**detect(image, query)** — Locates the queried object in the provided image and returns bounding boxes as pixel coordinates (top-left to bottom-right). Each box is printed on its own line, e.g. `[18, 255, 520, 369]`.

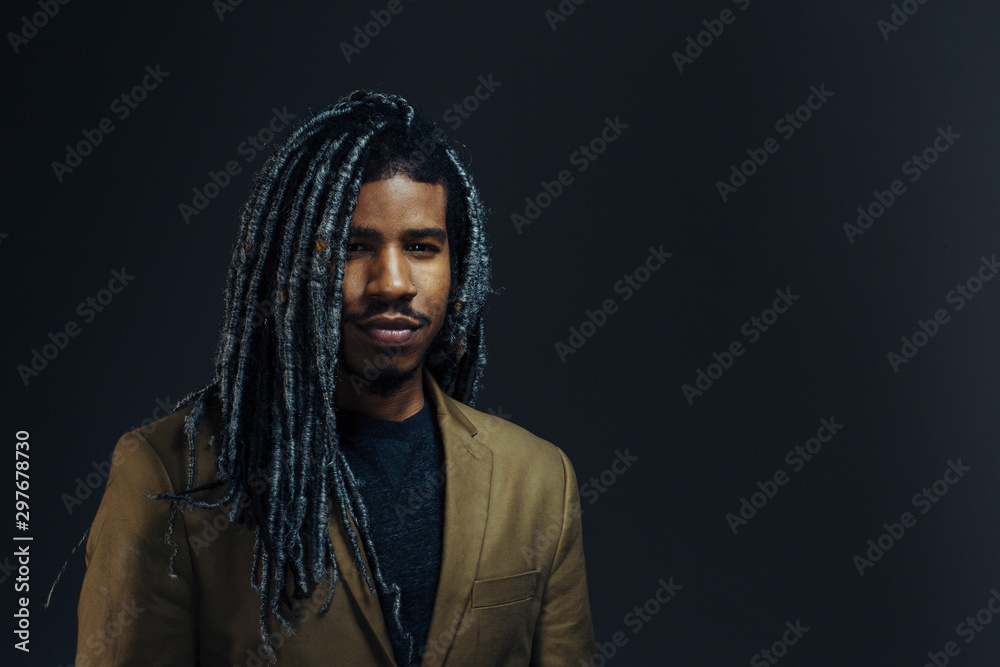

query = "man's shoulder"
[125, 389, 577, 492]
[118, 394, 223, 494]
[444, 398, 573, 482]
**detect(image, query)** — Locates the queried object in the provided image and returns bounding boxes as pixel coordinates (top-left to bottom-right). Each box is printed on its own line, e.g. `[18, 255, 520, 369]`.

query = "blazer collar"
[328, 368, 493, 667]
[423, 367, 479, 439]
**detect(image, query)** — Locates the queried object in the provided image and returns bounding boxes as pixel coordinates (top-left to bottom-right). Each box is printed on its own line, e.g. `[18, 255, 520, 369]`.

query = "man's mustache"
[341, 301, 433, 327]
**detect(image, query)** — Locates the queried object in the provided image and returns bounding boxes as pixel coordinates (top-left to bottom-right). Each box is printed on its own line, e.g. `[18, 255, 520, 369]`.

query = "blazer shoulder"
[448, 400, 574, 481]
[123, 395, 223, 495]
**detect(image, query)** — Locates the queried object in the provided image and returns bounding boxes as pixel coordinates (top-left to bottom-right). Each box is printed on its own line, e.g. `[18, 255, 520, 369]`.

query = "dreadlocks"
[151, 90, 491, 660]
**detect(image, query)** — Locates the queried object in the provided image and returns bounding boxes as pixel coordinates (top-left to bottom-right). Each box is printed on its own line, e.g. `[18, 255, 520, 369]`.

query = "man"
[76, 91, 596, 666]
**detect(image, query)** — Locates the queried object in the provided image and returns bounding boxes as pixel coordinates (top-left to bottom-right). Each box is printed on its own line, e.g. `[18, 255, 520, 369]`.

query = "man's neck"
[334, 366, 427, 421]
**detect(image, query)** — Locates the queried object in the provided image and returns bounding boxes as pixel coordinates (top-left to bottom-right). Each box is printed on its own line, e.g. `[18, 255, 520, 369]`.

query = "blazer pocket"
[472, 570, 540, 609]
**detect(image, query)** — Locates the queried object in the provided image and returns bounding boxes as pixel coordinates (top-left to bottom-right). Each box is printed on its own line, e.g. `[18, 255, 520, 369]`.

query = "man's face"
[337, 174, 451, 395]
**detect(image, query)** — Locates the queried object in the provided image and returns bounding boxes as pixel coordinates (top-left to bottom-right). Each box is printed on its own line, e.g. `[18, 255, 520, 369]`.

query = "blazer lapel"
[327, 493, 397, 665]
[421, 369, 493, 666]
[323, 369, 493, 667]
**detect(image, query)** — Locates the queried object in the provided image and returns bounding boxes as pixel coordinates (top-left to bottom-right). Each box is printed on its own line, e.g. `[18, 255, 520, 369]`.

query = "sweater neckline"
[336, 399, 432, 441]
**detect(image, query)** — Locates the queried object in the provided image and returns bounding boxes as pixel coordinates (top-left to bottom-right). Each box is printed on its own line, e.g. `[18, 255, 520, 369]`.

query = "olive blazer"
[76, 369, 596, 665]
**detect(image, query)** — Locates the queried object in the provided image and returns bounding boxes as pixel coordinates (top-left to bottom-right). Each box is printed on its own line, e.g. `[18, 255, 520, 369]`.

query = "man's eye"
[409, 243, 438, 253]
[344, 242, 366, 254]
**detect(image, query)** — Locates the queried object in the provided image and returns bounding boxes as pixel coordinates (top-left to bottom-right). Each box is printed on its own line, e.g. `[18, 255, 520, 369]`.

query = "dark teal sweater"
[337, 400, 445, 667]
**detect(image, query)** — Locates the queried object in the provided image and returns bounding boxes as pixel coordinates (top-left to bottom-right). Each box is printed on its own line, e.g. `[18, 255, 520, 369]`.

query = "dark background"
[3, 1, 999, 665]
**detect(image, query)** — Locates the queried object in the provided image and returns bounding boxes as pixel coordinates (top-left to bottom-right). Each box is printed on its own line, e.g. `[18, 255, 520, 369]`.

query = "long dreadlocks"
[151, 90, 492, 659]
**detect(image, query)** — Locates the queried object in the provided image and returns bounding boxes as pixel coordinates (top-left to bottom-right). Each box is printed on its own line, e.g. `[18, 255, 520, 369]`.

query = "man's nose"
[367, 247, 418, 301]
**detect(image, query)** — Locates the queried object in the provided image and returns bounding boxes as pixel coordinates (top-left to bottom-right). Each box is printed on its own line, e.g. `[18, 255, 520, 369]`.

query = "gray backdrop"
[3, 1, 1000, 665]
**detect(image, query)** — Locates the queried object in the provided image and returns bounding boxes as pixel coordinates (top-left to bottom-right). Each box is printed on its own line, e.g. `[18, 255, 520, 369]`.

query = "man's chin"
[339, 357, 422, 398]
[364, 364, 420, 397]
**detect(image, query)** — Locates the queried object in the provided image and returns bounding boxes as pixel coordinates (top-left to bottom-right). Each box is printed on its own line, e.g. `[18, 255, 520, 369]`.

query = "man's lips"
[357, 317, 421, 345]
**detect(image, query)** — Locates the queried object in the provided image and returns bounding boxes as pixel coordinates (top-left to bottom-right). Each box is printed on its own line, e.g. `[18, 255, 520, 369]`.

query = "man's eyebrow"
[401, 227, 447, 242]
[347, 225, 447, 242]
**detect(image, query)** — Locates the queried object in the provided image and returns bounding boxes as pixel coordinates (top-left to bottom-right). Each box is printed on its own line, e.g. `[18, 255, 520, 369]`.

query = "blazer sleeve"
[530, 447, 597, 665]
[76, 431, 199, 667]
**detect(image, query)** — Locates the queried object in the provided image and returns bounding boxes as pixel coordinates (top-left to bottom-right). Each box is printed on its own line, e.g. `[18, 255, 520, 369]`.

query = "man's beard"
[339, 347, 426, 398]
